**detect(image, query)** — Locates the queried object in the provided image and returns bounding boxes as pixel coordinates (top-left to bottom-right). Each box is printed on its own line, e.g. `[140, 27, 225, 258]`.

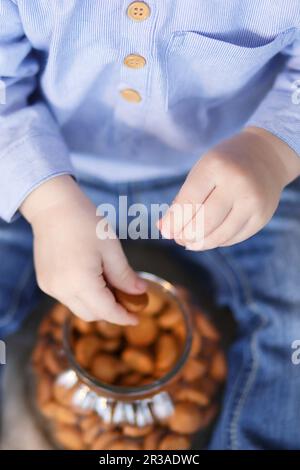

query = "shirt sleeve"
[246, 28, 300, 157]
[0, 0, 74, 222]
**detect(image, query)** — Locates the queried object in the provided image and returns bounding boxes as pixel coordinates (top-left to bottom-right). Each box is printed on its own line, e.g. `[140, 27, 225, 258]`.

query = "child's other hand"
[159, 128, 300, 250]
[21, 176, 146, 325]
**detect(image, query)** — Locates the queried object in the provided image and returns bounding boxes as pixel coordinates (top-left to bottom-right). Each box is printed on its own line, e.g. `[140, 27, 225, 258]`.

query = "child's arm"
[159, 127, 300, 250]
[0, 1, 144, 324]
[21, 175, 146, 324]
[0, 0, 74, 223]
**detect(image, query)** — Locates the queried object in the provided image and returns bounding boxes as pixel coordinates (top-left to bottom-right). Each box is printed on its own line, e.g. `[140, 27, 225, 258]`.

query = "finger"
[174, 237, 186, 247]
[158, 172, 215, 239]
[178, 189, 232, 245]
[176, 204, 205, 246]
[185, 207, 249, 251]
[158, 199, 200, 240]
[202, 189, 233, 239]
[101, 238, 147, 294]
[64, 297, 96, 323]
[76, 278, 138, 325]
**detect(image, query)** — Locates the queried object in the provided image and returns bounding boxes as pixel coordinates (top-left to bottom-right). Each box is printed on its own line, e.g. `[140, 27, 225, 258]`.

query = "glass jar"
[29, 273, 226, 450]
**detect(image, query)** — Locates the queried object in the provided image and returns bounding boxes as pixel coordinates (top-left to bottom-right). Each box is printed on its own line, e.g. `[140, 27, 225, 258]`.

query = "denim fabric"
[0, 0, 300, 221]
[0, 174, 300, 449]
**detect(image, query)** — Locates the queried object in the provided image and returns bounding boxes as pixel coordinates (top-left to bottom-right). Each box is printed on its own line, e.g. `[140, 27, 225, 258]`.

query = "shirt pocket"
[165, 28, 296, 109]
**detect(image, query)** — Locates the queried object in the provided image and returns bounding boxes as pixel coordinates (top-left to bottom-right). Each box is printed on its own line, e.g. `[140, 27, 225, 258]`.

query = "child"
[0, 0, 300, 449]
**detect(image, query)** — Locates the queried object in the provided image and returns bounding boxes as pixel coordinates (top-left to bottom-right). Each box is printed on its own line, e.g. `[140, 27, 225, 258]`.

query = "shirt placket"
[115, 1, 157, 126]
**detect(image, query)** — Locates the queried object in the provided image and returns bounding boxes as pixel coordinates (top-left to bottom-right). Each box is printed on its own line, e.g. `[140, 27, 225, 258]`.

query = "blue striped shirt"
[0, 0, 299, 221]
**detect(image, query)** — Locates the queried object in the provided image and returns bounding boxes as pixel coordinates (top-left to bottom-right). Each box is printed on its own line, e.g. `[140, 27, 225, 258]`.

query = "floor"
[0, 241, 235, 450]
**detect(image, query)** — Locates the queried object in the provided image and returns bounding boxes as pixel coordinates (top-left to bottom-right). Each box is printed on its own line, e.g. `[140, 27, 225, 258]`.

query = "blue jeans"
[0, 173, 300, 450]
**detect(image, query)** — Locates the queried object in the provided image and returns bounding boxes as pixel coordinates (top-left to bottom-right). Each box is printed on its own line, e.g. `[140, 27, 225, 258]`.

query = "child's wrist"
[20, 175, 88, 226]
[243, 127, 300, 186]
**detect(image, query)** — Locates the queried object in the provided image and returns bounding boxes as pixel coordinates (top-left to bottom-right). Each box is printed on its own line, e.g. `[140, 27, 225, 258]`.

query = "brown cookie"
[36, 373, 53, 407]
[90, 353, 122, 384]
[173, 387, 209, 407]
[210, 350, 227, 382]
[157, 303, 182, 329]
[122, 424, 153, 437]
[115, 289, 149, 313]
[158, 433, 191, 450]
[182, 358, 207, 382]
[121, 347, 154, 375]
[141, 289, 165, 316]
[95, 321, 123, 339]
[74, 334, 103, 368]
[155, 333, 178, 372]
[168, 402, 203, 434]
[90, 431, 121, 450]
[194, 311, 220, 341]
[124, 317, 158, 347]
[54, 424, 85, 450]
[107, 438, 142, 450]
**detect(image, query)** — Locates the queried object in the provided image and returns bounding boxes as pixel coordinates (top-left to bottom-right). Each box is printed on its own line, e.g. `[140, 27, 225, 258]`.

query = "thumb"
[158, 165, 215, 240]
[101, 238, 147, 294]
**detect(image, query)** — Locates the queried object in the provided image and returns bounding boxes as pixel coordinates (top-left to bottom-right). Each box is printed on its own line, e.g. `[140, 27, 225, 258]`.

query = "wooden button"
[120, 88, 142, 103]
[124, 54, 146, 69]
[127, 2, 151, 21]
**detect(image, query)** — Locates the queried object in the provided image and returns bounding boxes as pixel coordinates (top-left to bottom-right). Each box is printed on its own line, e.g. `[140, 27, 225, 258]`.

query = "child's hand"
[159, 128, 300, 250]
[21, 176, 146, 325]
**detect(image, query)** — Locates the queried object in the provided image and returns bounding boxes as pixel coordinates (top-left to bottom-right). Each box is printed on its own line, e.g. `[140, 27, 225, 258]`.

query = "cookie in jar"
[29, 272, 227, 450]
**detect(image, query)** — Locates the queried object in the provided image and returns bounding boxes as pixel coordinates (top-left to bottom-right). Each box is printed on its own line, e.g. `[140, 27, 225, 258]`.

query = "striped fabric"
[0, 0, 299, 221]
